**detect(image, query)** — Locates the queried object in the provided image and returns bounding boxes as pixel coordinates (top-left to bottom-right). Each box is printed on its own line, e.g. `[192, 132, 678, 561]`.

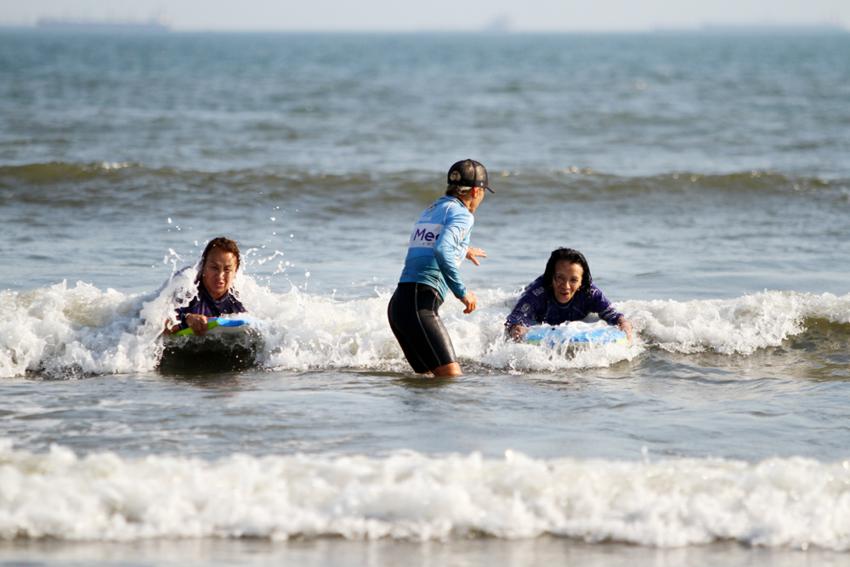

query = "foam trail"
[1, 441, 849, 549]
[1, 282, 848, 377]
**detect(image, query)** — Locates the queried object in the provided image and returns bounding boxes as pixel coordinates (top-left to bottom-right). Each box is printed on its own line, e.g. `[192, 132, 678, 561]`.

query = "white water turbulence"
[623, 291, 850, 355]
[1, 441, 850, 550]
[2, 274, 850, 378]
[0, 281, 163, 379]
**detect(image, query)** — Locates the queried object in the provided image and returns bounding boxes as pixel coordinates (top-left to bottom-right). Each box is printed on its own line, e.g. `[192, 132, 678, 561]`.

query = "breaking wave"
[0, 270, 848, 379]
[1, 441, 849, 550]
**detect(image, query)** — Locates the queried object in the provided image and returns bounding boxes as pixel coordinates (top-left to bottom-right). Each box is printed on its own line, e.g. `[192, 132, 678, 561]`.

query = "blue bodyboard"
[524, 323, 627, 348]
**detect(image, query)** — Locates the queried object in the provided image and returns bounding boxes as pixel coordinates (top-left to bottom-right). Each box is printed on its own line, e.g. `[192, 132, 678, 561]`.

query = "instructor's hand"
[461, 291, 478, 314]
[466, 247, 487, 266]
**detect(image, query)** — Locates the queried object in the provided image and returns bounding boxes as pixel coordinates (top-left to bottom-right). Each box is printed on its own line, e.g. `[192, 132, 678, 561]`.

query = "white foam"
[1, 442, 849, 549]
[623, 291, 850, 355]
[0, 282, 157, 378]
[1, 280, 847, 377]
[95, 161, 131, 171]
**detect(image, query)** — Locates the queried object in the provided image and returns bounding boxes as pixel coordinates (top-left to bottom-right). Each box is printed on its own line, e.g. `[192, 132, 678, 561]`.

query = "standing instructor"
[388, 159, 493, 377]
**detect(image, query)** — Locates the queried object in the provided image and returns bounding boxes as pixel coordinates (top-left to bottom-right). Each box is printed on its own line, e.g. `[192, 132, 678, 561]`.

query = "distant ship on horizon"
[36, 17, 169, 33]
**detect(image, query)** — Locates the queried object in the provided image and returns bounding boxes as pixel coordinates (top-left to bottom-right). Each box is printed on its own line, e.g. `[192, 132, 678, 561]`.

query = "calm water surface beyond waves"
[1, 30, 850, 564]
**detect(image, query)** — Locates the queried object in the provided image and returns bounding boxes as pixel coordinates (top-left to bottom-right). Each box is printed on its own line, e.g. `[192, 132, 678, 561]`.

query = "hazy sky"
[2, 0, 849, 31]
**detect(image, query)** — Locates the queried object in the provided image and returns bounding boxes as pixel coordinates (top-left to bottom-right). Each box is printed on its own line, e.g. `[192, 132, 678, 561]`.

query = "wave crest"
[1, 161, 843, 199]
[1, 280, 848, 378]
[1, 442, 849, 549]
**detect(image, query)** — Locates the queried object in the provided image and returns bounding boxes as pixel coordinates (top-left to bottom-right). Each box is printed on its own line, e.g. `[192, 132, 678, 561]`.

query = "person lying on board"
[164, 236, 246, 336]
[505, 247, 632, 342]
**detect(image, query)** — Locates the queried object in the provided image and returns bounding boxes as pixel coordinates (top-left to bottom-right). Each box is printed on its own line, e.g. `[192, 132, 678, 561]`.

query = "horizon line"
[1, 20, 848, 34]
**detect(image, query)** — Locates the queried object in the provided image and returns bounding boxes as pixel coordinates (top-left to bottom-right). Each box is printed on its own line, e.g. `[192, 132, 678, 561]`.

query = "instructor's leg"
[388, 286, 431, 373]
[432, 362, 462, 377]
[416, 287, 461, 377]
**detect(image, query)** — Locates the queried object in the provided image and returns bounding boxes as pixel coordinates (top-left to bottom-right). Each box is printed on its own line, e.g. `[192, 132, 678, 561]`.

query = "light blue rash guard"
[398, 195, 473, 301]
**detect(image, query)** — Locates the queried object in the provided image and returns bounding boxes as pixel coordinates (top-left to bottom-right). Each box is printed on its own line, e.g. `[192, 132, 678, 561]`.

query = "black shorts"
[387, 283, 457, 373]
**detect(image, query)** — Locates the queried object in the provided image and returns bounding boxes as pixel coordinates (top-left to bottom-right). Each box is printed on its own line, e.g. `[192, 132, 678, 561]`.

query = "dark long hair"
[542, 247, 592, 293]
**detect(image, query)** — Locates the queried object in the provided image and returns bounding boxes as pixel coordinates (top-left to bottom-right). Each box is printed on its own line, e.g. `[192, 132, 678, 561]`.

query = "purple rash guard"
[176, 284, 246, 330]
[505, 276, 623, 329]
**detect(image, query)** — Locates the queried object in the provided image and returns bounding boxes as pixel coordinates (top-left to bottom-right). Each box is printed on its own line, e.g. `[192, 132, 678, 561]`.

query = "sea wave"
[0, 274, 848, 378]
[1, 441, 849, 549]
[0, 161, 136, 183]
[0, 161, 845, 206]
[620, 291, 850, 356]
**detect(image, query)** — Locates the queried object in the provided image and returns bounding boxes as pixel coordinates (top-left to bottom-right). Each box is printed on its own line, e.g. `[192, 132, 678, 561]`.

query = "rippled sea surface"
[1, 30, 850, 566]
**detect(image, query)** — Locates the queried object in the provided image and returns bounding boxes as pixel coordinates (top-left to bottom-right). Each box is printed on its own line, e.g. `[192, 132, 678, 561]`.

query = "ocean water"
[1, 30, 850, 566]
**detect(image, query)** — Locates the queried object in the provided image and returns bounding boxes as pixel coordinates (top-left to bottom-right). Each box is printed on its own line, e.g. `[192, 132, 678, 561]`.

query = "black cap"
[447, 159, 494, 193]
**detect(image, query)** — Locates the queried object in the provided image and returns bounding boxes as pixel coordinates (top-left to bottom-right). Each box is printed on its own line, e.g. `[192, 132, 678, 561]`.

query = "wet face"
[552, 260, 583, 304]
[202, 248, 238, 300]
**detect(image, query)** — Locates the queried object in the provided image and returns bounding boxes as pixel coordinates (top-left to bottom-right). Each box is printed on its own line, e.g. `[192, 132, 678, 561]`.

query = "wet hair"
[445, 184, 475, 197]
[197, 236, 241, 281]
[542, 247, 593, 293]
